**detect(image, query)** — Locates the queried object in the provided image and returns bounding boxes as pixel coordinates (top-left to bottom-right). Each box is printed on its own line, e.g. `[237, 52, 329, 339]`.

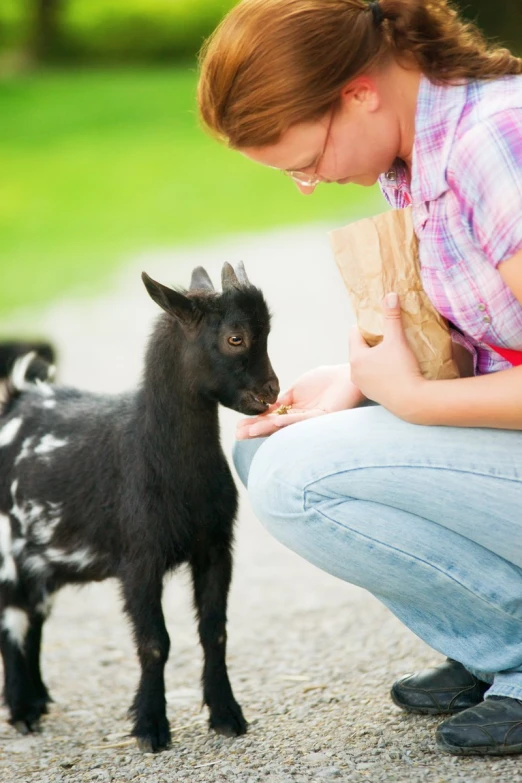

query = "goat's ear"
[189, 266, 215, 293]
[142, 272, 196, 325]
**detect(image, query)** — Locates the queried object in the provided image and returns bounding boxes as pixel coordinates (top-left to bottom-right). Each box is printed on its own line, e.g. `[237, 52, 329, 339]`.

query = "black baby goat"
[0, 263, 279, 752]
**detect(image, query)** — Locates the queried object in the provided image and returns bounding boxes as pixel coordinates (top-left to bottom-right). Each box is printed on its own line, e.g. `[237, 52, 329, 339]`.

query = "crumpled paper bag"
[329, 207, 459, 381]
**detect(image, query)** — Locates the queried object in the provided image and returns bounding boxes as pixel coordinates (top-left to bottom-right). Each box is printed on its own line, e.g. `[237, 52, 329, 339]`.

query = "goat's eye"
[227, 335, 243, 346]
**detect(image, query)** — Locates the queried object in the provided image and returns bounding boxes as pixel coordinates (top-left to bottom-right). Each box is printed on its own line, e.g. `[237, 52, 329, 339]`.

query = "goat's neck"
[140, 321, 221, 458]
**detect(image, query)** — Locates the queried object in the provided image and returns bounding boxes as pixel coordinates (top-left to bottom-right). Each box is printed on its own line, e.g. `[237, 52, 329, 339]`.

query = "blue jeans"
[233, 406, 522, 700]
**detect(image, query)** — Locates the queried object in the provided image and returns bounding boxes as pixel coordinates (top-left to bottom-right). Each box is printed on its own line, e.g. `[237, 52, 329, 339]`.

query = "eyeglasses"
[283, 108, 335, 188]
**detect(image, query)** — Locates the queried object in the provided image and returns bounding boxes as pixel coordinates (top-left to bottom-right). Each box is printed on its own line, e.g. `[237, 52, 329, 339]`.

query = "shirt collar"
[410, 75, 469, 203]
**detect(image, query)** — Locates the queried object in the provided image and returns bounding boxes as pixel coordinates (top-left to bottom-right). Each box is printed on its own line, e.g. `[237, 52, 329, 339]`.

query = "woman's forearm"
[406, 366, 522, 429]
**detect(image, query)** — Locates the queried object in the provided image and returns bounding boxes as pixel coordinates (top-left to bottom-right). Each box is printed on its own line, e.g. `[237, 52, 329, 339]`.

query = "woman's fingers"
[271, 410, 324, 428]
[275, 389, 294, 407]
[236, 408, 325, 439]
[259, 390, 294, 417]
[235, 390, 296, 437]
[237, 414, 281, 439]
[235, 407, 279, 435]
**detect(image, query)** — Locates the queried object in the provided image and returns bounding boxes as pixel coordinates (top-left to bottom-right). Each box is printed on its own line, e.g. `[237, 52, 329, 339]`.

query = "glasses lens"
[286, 171, 319, 187]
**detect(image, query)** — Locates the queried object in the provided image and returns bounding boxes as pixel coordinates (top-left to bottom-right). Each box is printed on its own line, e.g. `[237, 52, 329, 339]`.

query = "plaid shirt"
[379, 74, 522, 375]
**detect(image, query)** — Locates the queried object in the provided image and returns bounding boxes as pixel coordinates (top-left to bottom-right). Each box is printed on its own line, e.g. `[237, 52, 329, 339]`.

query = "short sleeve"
[447, 109, 522, 268]
[378, 179, 394, 207]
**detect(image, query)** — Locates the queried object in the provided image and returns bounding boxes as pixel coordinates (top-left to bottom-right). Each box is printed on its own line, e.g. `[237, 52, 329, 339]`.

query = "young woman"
[198, 0, 522, 756]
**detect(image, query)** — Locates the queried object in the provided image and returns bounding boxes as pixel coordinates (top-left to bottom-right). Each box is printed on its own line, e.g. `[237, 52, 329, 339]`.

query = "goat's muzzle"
[240, 377, 280, 415]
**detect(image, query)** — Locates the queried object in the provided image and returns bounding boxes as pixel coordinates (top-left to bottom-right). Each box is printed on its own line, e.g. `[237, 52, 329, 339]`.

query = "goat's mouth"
[239, 392, 273, 416]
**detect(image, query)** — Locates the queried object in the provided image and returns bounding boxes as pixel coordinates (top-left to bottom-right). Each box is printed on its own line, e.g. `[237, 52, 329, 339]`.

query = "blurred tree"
[1, 0, 520, 67]
[30, 0, 62, 63]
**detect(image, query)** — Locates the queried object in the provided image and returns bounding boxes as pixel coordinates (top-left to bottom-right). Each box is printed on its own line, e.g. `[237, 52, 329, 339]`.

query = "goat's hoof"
[10, 699, 49, 734]
[36, 686, 53, 708]
[135, 735, 171, 754]
[33, 692, 52, 715]
[13, 720, 32, 735]
[12, 714, 43, 734]
[133, 718, 171, 753]
[210, 701, 248, 737]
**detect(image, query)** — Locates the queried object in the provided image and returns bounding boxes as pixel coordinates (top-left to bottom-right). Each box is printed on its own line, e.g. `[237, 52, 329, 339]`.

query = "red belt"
[487, 344, 522, 367]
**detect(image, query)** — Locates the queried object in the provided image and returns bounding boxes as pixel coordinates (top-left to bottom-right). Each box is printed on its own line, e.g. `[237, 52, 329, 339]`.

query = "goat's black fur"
[0, 264, 278, 751]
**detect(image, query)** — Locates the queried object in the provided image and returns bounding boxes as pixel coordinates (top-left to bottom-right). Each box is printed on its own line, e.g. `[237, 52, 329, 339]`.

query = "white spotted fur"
[2, 608, 29, 649]
[34, 434, 67, 456]
[24, 554, 50, 578]
[31, 504, 62, 546]
[46, 547, 95, 570]
[0, 417, 22, 447]
[15, 436, 36, 465]
[10, 481, 62, 543]
[0, 514, 17, 583]
[10, 352, 55, 397]
[35, 593, 54, 618]
[10, 353, 36, 391]
[34, 380, 54, 398]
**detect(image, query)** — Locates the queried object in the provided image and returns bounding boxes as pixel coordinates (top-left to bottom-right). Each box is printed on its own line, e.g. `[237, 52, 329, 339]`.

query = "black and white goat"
[0, 341, 56, 385]
[0, 263, 279, 752]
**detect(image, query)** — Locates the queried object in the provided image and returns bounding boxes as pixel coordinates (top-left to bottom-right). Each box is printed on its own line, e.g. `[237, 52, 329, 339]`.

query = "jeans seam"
[303, 492, 522, 624]
[303, 464, 522, 494]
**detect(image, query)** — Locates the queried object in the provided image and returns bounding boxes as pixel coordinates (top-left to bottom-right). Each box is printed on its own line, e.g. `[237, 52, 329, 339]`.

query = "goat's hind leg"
[191, 545, 247, 737]
[0, 593, 51, 733]
[25, 602, 53, 714]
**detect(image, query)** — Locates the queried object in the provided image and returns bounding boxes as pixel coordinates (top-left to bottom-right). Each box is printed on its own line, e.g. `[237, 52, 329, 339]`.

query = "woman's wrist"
[346, 363, 367, 406]
[393, 376, 432, 424]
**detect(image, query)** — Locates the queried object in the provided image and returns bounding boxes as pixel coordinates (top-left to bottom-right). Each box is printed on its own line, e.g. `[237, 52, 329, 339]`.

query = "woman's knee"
[242, 425, 321, 547]
[242, 422, 386, 586]
[234, 408, 412, 546]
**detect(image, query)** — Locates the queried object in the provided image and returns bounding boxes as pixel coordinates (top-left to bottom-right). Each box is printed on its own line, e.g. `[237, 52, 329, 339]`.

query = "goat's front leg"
[191, 544, 247, 737]
[121, 571, 171, 752]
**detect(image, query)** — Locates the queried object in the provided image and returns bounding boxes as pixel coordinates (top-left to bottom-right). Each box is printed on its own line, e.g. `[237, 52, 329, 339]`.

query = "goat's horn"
[221, 262, 241, 291]
[235, 261, 251, 288]
[190, 266, 215, 292]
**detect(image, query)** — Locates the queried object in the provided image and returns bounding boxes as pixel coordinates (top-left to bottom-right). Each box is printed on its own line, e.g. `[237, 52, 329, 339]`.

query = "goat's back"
[0, 386, 133, 585]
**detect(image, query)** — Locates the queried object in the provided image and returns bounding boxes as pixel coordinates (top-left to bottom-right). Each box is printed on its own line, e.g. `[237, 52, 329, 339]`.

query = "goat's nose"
[262, 377, 280, 403]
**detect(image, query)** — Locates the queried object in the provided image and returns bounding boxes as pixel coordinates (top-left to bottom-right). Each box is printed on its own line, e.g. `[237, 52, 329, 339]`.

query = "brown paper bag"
[329, 207, 459, 381]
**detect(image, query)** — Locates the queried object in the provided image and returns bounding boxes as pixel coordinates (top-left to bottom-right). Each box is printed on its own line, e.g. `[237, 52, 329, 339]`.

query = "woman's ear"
[340, 76, 380, 113]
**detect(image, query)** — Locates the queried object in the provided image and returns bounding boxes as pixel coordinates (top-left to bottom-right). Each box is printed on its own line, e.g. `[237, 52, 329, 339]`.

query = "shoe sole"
[390, 688, 471, 716]
[436, 734, 522, 756]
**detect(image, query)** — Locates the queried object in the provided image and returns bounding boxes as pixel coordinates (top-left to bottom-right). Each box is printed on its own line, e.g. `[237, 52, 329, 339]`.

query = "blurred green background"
[1, 0, 520, 316]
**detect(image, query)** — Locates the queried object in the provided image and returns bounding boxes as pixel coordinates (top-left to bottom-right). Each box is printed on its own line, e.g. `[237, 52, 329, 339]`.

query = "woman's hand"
[348, 292, 426, 419]
[236, 364, 365, 439]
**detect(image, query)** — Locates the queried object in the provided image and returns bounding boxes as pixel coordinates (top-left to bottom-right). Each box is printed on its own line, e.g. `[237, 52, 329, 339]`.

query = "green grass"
[0, 68, 383, 315]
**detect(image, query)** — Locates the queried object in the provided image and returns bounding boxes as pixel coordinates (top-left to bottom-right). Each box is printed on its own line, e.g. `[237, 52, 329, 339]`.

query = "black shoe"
[436, 696, 522, 756]
[391, 658, 490, 715]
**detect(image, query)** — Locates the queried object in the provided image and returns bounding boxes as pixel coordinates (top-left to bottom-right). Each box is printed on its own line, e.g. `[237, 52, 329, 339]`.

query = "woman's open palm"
[236, 364, 365, 439]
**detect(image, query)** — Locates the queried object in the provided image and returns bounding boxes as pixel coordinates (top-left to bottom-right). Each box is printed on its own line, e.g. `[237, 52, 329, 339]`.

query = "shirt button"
[385, 170, 397, 182]
[483, 315, 492, 324]
[478, 303, 486, 311]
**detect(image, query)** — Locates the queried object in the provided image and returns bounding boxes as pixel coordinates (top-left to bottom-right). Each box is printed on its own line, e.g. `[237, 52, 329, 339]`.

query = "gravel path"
[1, 225, 520, 782]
